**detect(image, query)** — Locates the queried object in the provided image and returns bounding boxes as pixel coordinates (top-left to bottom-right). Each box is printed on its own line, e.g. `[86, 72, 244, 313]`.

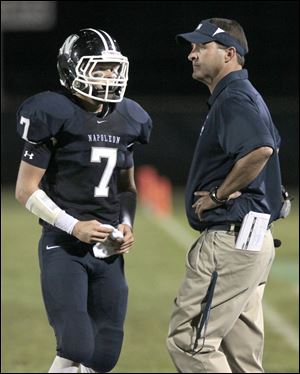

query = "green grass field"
[1, 188, 299, 373]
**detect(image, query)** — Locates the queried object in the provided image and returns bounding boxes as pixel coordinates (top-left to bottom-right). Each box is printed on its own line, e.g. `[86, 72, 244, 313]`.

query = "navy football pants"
[38, 230, 128, 372]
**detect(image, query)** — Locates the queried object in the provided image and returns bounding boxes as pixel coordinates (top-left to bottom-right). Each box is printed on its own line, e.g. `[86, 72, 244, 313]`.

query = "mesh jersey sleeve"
[16, 92, 68, 144]
[121, 98, 153, 145]
[122, 100, 152, 168]
[21, 141, 53, 169]
[124, 146, 134, 169]
[16, 92, 69, 168]
[138, 116, 152, 144]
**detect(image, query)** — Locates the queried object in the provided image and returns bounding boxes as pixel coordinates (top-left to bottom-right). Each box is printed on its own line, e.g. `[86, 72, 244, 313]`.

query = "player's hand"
[116, 224, 134, 253]
[72, 220, 113, 244]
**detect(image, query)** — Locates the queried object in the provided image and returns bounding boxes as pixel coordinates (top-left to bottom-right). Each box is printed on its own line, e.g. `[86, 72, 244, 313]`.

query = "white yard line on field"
[262, 302, 299, 351]
[145, 212, 299, 352]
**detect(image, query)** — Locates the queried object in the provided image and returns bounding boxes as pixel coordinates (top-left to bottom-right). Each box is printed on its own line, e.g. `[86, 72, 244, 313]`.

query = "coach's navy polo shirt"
[185, 69, 283, 232]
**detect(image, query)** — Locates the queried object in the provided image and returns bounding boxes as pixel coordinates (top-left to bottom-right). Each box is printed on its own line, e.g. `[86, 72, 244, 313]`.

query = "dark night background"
[1, 1, 299, 187]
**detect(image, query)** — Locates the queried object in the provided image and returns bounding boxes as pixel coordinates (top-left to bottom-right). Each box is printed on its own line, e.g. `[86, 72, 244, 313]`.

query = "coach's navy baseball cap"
[176, 19, 248, 56]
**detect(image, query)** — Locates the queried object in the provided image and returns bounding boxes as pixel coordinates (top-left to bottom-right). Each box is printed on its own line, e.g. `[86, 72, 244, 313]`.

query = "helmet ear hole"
[57, 53, 77, 90]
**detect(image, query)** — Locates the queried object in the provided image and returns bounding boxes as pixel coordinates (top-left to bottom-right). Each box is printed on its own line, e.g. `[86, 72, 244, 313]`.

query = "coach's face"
[188, 42, 227, 88]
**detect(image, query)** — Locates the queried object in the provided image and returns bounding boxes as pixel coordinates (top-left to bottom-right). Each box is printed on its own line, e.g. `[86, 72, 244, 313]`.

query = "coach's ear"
[224, 46, 237, 63]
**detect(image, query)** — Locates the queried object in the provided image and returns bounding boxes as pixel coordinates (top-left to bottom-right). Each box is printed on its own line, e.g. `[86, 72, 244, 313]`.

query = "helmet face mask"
[73, 53, 128, 102]
[57, 29, 129, 103]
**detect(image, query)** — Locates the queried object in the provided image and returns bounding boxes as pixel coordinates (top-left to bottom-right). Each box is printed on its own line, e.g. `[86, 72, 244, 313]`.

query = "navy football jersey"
[17, 90, 152, 229]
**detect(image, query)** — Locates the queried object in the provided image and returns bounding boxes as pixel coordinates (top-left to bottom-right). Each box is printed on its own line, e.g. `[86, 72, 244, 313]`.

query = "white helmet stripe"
[85, 28, 109, 50]
[60, 34, 79, 55]
[100, 30, 117, 51]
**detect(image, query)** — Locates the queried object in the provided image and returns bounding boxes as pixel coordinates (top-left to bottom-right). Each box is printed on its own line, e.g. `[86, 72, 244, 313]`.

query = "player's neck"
[74, 93, 104, 113]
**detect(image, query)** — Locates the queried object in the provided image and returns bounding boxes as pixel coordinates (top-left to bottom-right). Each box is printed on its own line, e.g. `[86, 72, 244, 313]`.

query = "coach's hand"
[72, 220, 113, 244]
[193, 190, 241, 220]
[117, 224, 134, 253]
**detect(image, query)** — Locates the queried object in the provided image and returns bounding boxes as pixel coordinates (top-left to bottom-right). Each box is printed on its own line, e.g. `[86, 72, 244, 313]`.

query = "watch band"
[209, 186, 228, 204]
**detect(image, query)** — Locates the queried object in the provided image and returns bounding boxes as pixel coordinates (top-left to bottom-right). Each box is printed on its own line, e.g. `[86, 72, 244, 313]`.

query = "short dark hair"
[209, 18, 248, 66]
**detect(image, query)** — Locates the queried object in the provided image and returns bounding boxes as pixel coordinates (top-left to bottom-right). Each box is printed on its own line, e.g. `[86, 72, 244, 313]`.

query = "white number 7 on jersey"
[20, 116, 37, 144]
[91, 147, 117, 197]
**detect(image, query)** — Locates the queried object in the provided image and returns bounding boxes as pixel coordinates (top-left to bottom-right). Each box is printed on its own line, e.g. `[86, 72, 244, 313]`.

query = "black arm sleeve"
[119, 190, 137, 228]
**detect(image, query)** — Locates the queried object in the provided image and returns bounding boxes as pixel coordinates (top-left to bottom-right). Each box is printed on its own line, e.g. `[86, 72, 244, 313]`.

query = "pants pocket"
[186, 237, 202, 271]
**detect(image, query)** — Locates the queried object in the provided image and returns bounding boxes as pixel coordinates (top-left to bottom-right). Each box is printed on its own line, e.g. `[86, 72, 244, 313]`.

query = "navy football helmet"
[57, 28, 129, 103]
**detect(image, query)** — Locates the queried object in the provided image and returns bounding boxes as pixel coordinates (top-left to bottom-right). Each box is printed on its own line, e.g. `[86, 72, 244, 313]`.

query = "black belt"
[205, 223, 241, 233]
[205, 223, 278, 247]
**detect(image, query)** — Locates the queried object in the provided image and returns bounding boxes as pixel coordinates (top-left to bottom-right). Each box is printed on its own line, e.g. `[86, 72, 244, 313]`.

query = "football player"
[15, 28, 152, 373]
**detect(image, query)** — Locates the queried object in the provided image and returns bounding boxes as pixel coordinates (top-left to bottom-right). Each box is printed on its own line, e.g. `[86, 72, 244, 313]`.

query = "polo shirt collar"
[207, 69, 248, 108]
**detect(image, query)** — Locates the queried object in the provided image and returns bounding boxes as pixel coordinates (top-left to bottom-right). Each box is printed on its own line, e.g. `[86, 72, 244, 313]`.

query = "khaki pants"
[167, 229, 275, 373]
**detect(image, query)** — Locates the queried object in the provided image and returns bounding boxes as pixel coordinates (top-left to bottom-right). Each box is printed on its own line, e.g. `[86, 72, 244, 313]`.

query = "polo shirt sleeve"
[274, 125, 281, 149]
[218, 95, 276, 161]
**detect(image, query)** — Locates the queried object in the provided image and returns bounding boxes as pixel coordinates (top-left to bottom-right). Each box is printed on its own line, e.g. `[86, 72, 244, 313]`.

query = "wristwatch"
[209, 186, 229, 204]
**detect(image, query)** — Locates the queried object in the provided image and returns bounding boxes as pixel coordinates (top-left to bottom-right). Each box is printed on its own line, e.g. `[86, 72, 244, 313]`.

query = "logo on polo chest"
[200, 122, 207, 137]
[199, 114, 209, 137]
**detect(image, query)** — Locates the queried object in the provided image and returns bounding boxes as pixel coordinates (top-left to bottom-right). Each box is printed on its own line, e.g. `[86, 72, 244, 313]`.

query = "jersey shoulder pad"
[116, 97, 152, 144]
[16, 91, 76, 143]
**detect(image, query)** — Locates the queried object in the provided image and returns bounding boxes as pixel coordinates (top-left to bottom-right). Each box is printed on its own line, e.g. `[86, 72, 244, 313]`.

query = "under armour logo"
[24, 151, 34, 159]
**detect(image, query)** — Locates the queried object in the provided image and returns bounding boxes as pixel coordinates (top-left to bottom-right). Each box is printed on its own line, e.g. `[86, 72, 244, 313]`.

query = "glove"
[93, 224, 124, 259]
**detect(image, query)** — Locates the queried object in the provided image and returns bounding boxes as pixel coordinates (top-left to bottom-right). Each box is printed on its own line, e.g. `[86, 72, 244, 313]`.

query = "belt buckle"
[228, 223, 237, 233]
